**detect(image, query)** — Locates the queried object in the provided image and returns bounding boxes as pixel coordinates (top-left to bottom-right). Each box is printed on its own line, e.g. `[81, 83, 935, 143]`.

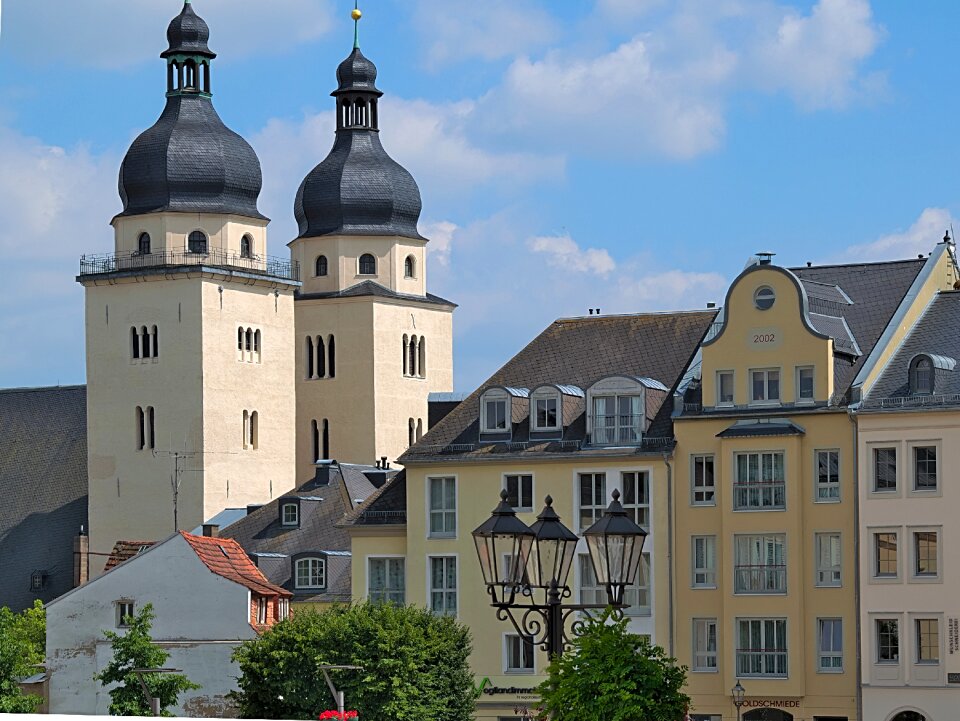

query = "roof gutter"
[662, 450, 675, 657]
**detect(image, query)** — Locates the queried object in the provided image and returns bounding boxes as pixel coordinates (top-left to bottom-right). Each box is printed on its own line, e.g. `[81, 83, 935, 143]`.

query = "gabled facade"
[46, 531, 290, 717]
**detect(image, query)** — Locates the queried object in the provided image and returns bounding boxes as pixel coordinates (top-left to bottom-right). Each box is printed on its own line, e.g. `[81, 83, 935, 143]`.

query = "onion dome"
[294, 9, 424, 240]
[116, 2, 265, 220]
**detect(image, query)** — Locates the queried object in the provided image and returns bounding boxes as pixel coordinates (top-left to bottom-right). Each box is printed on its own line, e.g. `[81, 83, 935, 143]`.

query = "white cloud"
[2, 0, 334, 68]
[421, 220, 458, 268]
[842, 208, 954, 262]
[612, 267, 728, 310]
[528, 234, 616, 276]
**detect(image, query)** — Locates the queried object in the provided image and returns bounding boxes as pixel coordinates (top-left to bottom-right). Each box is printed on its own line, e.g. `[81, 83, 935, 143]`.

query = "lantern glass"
[529, 535, 576, 589]
[472, 491, 535, 604]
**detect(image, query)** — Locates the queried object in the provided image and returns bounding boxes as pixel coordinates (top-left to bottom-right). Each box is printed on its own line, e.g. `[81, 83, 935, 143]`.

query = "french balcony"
[735, 649, 788, 677]
[79, 249, 300, 282]
[589, 414, 643, 446]
[732, 481, 785, 510]
[734, 564, 787, 594]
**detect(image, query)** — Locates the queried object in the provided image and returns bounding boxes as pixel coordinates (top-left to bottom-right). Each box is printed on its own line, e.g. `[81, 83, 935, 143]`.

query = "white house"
[46, 531, 290, 716]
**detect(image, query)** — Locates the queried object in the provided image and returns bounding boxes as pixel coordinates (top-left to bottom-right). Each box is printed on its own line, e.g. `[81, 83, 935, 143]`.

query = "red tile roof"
[180, 532, 291, 598]
[104, 540, 156, 572]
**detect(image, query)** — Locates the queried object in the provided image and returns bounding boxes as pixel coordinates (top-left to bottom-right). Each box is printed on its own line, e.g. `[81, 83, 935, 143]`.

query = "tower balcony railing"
[79, 249, 300, 282]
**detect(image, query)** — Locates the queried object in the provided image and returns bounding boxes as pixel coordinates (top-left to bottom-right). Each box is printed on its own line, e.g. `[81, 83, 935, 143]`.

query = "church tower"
[290, 8, 455, 476]
[79, 1, 298, 574]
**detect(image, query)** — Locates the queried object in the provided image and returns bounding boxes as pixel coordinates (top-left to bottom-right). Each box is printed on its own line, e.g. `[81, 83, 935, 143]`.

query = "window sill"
[690, 668, 719, 674]
[692, 585, 717, 590]
[816, 667, 843, 674]
[691, 501, 717, 508]
[732, 507, 787, 513]
[428, 534, 457, 540]
[748, 400, 782, 407]
[870, 575, 901, 584]
[504, 669, 536, 675]
[814, 497, 841, 504]
[814, 583, 843, 589]
[909, 488, 941, 498]
[911, 574, 942, 584]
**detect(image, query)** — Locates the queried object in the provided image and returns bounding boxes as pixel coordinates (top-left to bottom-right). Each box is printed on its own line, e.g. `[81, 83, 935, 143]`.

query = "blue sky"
[1, 0, 958, 392]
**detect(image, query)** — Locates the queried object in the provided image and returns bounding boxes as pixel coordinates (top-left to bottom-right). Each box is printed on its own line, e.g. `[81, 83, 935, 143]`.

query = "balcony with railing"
[736, 649, 788, 677]
[733, 481, 785, 510]
[588, 413, 643, 446]
[734, 565, 787, 594]
[79, 249, 300, 282]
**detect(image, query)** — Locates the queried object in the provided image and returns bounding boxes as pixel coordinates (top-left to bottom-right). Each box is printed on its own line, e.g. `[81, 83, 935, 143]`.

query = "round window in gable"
[754, 286, 775, 310]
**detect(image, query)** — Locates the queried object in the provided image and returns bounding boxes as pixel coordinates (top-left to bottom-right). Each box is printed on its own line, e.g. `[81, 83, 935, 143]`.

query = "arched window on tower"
[305, 336, 314, 378]
[240, 234, 253, 259]
[402, 334, 409, 376]
[188, 231, 208, 255]
[317, 336, 326, 378]
[151, 326, 159, 358]
[254, 330, 261, 361]
[132, 327, 140, 360]
[408, 335, 418, 378]
[341, 100, 350, 128]
[328, 335, 336, 378]
[359, 254, 376, 275]
[408, 418, 415, 447]
[141, 326, 150, 359]
[404, 255, 415, 279]
[416, 418, 423, 442]
[249, 411, 259, 449]
[316, 255, 328, 277]
[138, 232, 151, 255]
[322, 419, 330, 460]
[419, 337, 426, 378]
[184, 60, 197, 90]
[147, 406, 155, 449]
[245, 328, 253, 361]
[136, 406, 145, 450]
[239, 328, 245, 360]
[354, 99, 366, 127]
[244, 410, 250, 449]
[311, 419, 319, 461]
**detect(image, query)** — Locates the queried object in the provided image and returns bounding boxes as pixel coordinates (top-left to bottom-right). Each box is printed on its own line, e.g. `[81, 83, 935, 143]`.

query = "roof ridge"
[790, 258, 926, 271]
[0, 384, 86, 394]
[556, 309, 717, 322]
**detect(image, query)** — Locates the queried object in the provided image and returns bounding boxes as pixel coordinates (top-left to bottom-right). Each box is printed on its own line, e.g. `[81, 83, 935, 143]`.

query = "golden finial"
[352, 2, 362, 48]
[351, 7, 362, 21]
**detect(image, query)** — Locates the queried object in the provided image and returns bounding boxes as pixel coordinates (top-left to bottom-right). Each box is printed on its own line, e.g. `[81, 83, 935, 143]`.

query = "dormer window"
[530, 386, 561, 432]
[587, 377, 652, 446]
[910, 356, 933, 395]
[281, 501, 299, 527]
[480, 389, 509, 432]
[293, 555, 326, 590]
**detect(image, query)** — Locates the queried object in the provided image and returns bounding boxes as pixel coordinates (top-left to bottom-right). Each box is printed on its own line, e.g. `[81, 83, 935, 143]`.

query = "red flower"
[319, 710, 359, 721]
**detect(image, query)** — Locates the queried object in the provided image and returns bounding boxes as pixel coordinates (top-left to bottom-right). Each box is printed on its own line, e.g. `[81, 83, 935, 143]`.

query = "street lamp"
[472, 490, 647, 659]
[731, 680, 746, 721]
[131, 667, 181, 716]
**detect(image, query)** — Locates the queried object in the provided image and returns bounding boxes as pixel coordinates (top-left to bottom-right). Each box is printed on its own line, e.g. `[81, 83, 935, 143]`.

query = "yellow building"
[348, 311, 717, 720]
[673, 247, 956, 721]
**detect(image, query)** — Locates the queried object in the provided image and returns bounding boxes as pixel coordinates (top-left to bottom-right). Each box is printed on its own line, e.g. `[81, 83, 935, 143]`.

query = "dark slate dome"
[294, 46, 424, 240]
[161, 2, 215, 59]
[118, 95, 266, 219]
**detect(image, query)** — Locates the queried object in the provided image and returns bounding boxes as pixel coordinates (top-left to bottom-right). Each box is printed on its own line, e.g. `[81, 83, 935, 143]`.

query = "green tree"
[537, 611, 690, 721]
[0, 600, 45, 713]
[94, 603, 200, 716]
[231, 602, 478, 721]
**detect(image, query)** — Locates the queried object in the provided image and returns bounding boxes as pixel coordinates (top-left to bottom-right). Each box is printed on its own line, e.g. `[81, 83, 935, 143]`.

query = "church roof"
[161, 2, 216, 59]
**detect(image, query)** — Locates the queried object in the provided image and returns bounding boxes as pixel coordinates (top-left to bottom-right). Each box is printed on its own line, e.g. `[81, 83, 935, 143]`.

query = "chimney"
[595, 308, 601, 315]
[202, 524, 220, 538]
[73, 525, 89, 588]
[380, 456, 388, 469]
[588, 309, 593, 315]
[706, 302, 716, 309]
[313, 459, 335, 486]
[756, 251, 775, 266]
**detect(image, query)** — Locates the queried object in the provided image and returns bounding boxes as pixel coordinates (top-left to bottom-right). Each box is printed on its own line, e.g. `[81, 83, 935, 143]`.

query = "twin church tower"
[78, 2, 454, 566]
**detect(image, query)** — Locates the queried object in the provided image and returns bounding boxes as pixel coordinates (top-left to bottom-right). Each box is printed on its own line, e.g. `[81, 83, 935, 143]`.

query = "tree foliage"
[231, 603, 478, 721]
[537, 611, 690, 721]
[94, 603, 199, 716]
[0, 600, 45, 713]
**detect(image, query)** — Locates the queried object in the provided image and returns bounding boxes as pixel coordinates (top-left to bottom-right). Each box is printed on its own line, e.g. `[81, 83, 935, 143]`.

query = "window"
[316, 336, 326, 378]
[915, 531, 938, 577]
[734, 535, 786, 593]
[402, 335, 409, 376]
[30, 571, 46, 591]
[428, 476, 456, 537]
[816, 450, 840, 501]
[692, 619, 718, 671]
[281, 503, 298, 526]
[482, 393, 508, 432]
[717, 371, 734, 405]
[733, 451, 785, 510]
[910, 356, 933, 394]
[408, 418, 415, 447]
[141, 325, 149, 358]
[322, 419, 330, 460]
[136, 406, 145, 450]
[404, 255, 415, 279]
[750, 368, 780, 403]
[579, 553, 648, 614]
[294, 557, 326, 589]
[621, 471, 650, 528]
[277, 598, 289, 620]
[132, 327, 140, 359]
[578, 472, 606, 531]
[876, 619, 899, 662]
[692, 536, 716, 587]
[913, 446, 937, 491]
[138, 232, 151, 255]
[369, 558, 405, 604]
[532, 394, 559, 431]
[117, 601, 135, 627]
[504, 474, 533, 512]
[151, 326, 159, 358]
[311, 419, 320, 461]
[407, 335, 418, 378]
[244, 410, 258, 449]
[591, 394, 642, 444]
[359, 253, 377, 275]
[874, 532, 898, 577]
[136, 406, 155, 451]
[797, 366, 814, 402]
[873, 447, 897, 492]
[240, 234, 253, 258]
[256, 596, 268, 624]
[416, 418, 423, 441]
[916, 619, 939, 663]
[579, 553, 603, 604]
[736, 618, 787, 677]
[327, 335, 336, 378]
[754, 286, 776, 310]
[148, 407, 155, 449]
[188, 230, 207, 254]
[505, 634, 535, 673]
[429, 556, 457, 616]
[818, 618, 843, 672]
[316, 255, 328, 277]
[418, 337, 426, 378]
[815, 533, 841, 587]
[692, 455, 715, 505]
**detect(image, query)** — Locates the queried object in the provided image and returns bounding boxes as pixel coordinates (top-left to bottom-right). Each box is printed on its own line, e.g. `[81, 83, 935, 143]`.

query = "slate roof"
[0, 386, 87, 612]
[398, 311, 718, 464]
[161, 2, 215, 59]
[180, 532, 290, 597]
[864, 291, 960, 407]
[346, 470, 407, 527]
[103, 540, 155, 572]
[222, 463, 386, 602]
[296, 280, 456, 307]
[716, 419, 806, 438]
[790, 259, 925, 400]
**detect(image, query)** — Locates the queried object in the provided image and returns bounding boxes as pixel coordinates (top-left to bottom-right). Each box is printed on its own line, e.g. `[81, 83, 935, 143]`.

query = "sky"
[1, 0, 959, 392]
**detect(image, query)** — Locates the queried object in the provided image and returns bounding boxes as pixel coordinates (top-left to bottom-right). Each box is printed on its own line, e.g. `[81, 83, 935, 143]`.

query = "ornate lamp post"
[472, 489, 647, 659]
[731, 680, 746, 721]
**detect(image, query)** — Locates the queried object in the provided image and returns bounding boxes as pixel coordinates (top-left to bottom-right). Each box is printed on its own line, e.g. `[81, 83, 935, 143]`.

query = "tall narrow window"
[404, 255, 415, 278]
[147, 406, 155, 449]
[138, 232, 151, 255]
[815, 533, 841, 587]
[818, 618, 843, 671]
[578, 472, 606, 531]
[875, 532, 898, 577]
[873, 447, 897, 492]
[245, 328, 253, 353]
[816, 450, 840, 501]
[429, 556, 457, 616]
[243, 411, 250, 449]
[402, 334, 409, 376]
[151, 326, 159, 358]
[917, 619, 939, 663]
[910, 356, 933, 394]
[876, 619, 899, 663]
[359, 253, 377, 275]
[317, 336, 326, 378]
[416, 418, 423, 442]
[428, 476, 457, 537]
[691, 455, 715, 505]
[328, 335, 336, 378]
[717, 371, 734, 405]
[797, 366, 814, 402]
[692, 536, 716, 587]
[239, 328, 245, 354]
[315, 255, 328, 277]
[249, 411, 258, 450]
[311, 420, 319, 461]
[419, 337, 426, 378]
[409, 336, 418, 377]
[188, 230, 208, 254]
[254, 330, 261, 360]
[408, 418, 415, 447]
[914, 446, 938, 491]
[136, 406, 145, 450]
[240, 234, 253, 258]
[692, 619, 718, 671]
[132, 327, 140, 359]
[915, 531, 938, 577]
[621, 471, 649, 528]
[322, 419, 330, 460]
[141, 326, 149, 359]
[305, 337, 314, 378]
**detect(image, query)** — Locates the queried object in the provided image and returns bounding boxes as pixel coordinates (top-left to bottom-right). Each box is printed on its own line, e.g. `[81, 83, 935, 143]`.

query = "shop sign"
[474, 677, 538, 697]
[949, 618, 959, 654]
[741, 699, 801, 709]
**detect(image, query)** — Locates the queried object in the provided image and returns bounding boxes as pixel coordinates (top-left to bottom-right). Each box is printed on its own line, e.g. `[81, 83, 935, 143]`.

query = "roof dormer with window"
[908, 353, 955, 396]
[479, 386, 528, 442]
[586, 376, 666, 446]
[529, 384, 584, 440]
